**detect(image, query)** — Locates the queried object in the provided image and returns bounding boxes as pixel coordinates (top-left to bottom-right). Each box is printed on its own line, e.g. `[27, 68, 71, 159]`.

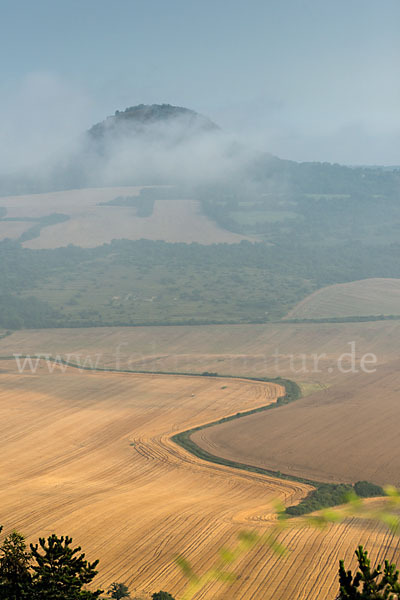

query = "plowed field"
[0, 361, 398, 598]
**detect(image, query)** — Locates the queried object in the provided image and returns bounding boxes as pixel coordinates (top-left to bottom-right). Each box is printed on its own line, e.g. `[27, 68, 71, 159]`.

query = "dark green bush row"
[172, 378, 384, 517]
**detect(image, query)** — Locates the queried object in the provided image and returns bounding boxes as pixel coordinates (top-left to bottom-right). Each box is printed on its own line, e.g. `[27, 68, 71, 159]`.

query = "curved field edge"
[285, 279, 400, 321]
[2, 365, 390, 599]
[0, 354, 384, 513]
[171, 379, 384, 515]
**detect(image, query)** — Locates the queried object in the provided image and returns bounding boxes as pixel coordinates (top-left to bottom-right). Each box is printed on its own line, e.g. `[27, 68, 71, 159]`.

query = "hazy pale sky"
[1, 0, 399, 165]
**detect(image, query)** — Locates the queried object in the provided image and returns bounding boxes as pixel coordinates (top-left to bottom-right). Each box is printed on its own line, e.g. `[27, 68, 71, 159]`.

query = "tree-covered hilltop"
[0, 103, 399, 329]
[1, 102, 400, 197]
[88, 104, 219, 143]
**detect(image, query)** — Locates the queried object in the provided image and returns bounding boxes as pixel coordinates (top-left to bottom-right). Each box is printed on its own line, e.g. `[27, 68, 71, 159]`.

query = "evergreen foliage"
[0, 529, 102, 600]
[107, 582, 130, 598]
[285, 484, 353, 516]
[338, 545, 400, 599]
[151, 592, 176, 600]
[354, 481, 385, 498]
[0, 528, 31, 600]
[29, 534, 102, 599]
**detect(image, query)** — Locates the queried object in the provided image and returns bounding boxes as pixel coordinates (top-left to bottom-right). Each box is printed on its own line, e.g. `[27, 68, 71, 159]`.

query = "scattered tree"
[107, 582, 130, 599]
[354, 481, 384, 498]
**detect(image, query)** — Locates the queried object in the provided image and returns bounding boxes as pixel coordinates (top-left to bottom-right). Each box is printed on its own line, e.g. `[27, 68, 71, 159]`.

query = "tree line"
[1, 525, 399, 599]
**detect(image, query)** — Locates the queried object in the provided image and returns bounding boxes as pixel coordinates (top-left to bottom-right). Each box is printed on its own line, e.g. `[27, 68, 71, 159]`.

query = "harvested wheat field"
[0, 187, 249, 248]
[1, 360, 399, 599]
[193, 359, 400, 487]
[0, 220, 33, 241]
[2, 319, 400, 386]
[0, 186, 143, 219]
[286, 278, 400, 319]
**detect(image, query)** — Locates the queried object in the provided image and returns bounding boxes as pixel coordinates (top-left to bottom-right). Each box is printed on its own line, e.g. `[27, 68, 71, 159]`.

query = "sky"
[0, 0, 399, 165]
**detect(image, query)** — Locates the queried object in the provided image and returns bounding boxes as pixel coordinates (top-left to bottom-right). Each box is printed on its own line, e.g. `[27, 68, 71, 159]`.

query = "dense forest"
[0, 236, 400, 329]
[197, 161, 400, 245]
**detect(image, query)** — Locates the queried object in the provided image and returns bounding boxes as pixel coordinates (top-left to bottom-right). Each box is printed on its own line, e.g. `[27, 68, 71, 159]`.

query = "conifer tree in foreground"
[337, 545, 400, 599]
[28, 534, 103, 600]
[0, 528, 31, 600]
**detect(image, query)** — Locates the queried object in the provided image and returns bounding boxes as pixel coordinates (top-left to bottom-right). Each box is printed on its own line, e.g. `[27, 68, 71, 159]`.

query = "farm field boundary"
[1, 353, 383, 514]
[171, 382, 384, 515]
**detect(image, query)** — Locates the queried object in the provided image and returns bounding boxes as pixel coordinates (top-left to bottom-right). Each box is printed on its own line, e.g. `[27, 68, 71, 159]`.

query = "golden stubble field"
[0, 187, 249, 247]
[286, 278, 400, 320]
[193, 359, 400, 487]
[1, 320, 399, 387]
[1, 360, 399, 599]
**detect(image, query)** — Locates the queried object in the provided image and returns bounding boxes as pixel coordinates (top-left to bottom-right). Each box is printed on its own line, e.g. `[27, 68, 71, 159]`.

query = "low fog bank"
[0, 97, 279, 196]
[0, 85, 397, 208]
[79, 105, 265, 188]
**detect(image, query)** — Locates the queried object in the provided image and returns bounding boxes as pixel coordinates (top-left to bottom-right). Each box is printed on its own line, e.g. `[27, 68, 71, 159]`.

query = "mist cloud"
[83, 114, 259, 187]
[0, 79, 264, 193]
[0, 72, 91, 177]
